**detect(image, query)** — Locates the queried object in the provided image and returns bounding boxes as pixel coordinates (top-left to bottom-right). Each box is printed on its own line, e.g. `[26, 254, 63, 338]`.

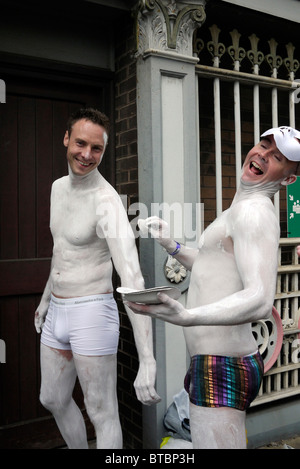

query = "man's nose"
[260, 149, 269, 161]
[82, 147, 91, 159]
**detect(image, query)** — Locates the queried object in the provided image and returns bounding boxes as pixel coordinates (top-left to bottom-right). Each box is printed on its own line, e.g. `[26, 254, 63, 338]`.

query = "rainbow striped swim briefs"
[184, 351, 264, 411]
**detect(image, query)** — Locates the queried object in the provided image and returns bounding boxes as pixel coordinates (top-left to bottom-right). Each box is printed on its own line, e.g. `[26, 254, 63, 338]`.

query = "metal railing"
[195, 24, 300, 221]
[194, 22, 300, 405]
[253, 238, 300, 406]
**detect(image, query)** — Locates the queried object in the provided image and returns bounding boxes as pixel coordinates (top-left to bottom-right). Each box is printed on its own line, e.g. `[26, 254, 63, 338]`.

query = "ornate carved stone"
[164, 255, 187, 283]
[133, 0, 206, 57]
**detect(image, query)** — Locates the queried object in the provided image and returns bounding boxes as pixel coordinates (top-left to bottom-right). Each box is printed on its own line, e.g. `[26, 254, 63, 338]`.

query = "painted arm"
[97, 197, 161, 405]
[139, 216, 198, 271]
[34, 184, 55, 333]
[34, 261, 52, 333]
[128, 202, 279, 327]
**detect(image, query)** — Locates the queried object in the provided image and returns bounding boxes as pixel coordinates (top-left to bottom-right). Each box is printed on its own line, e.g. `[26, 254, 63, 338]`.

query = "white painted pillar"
[133, 0, 206, 449]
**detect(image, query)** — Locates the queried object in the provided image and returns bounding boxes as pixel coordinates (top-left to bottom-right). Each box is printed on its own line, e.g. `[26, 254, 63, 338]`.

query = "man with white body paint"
[35, 108, 160, 449]
[129, 127, 300, 449]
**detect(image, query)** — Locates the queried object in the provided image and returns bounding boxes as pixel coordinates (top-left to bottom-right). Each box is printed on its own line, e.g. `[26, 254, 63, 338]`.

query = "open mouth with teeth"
[76, 158, 92, 168]
[250, 161, 263, 175]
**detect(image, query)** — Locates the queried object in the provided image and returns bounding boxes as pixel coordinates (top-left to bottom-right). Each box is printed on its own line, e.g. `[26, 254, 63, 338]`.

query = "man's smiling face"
[241, 135, 298, 186]
[64, 119, 106, 176]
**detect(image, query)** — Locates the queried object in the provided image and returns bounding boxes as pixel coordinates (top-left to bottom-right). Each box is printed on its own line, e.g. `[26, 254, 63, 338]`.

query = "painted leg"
[189, 403, 247, 449]
[39, 344, 88, 449]
[74, 353, 123, 449]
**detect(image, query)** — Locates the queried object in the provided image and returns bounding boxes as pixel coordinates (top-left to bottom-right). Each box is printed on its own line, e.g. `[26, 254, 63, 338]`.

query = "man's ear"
[63, 130, 69, 148]
[281, 174, 297, 186]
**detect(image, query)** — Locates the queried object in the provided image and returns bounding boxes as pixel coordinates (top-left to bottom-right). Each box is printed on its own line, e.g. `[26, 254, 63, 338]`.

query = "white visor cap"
[261, 126, 300, 162]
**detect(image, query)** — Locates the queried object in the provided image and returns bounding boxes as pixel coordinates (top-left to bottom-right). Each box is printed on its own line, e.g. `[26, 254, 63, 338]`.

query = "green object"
[287, 177, 300, 237]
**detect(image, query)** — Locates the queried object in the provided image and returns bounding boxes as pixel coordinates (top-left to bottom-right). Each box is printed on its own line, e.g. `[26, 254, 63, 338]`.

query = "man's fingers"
[135, 385, 161, 405]
[157, 292, 182, 312]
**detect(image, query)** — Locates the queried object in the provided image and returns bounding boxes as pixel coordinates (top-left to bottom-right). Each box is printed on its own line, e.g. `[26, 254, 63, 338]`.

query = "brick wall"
[114, 21, 143, 449]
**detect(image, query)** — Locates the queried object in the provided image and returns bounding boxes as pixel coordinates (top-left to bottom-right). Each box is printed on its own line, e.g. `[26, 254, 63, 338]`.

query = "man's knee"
[84, 394, 118, 426]
[39, 391, 55, 412]
[40, 390, 70, 413]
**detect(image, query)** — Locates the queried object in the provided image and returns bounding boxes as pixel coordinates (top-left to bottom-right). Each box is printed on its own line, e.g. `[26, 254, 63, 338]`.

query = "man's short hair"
[67, 108, 110, 138]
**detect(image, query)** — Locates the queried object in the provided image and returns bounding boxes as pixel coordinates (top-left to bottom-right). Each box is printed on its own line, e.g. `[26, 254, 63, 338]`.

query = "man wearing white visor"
[127, 126, 300, 449]
[261, 126, 300, 162]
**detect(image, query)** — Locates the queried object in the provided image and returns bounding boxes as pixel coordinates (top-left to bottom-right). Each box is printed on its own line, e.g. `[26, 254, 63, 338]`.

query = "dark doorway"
[0, 58, 114, 448]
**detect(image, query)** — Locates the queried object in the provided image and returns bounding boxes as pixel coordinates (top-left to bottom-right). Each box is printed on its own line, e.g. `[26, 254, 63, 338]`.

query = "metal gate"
[195, 19, 300, 406]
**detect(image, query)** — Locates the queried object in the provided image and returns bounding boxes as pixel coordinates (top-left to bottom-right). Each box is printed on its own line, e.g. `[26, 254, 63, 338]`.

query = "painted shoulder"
[233, 196, 275, 213]
[229, 196, 279, 237]
[51, 175, 68, 192]
[96, 175, 124, 204]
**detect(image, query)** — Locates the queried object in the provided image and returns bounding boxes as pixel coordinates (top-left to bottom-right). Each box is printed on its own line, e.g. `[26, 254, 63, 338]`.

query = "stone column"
[133, 0, 206, 448]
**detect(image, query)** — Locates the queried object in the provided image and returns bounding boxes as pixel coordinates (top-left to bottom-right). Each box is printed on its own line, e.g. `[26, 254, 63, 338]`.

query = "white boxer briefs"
[41, 293, 119, 356]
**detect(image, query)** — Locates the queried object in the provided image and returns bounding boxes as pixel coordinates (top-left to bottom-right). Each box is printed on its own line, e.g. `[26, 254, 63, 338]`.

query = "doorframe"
[0, 53, 116, 448]
[0, 51, 116, 186]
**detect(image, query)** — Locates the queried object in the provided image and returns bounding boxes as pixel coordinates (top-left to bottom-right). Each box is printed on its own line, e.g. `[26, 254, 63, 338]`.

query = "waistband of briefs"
[50, 293, 114, 306]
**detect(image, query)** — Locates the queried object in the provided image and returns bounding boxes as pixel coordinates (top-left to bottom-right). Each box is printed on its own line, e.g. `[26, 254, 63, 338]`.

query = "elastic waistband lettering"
[50, 293, 114, 306]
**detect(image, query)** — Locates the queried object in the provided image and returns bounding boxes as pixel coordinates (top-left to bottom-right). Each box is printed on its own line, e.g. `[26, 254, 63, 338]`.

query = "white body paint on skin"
[184, 181, 280, 358]
[35, 117, 160, 449]
[129, 132, 299, 449]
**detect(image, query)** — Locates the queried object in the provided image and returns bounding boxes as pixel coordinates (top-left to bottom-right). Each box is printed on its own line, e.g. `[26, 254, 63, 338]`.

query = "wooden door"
[0, 66, 113, 448]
